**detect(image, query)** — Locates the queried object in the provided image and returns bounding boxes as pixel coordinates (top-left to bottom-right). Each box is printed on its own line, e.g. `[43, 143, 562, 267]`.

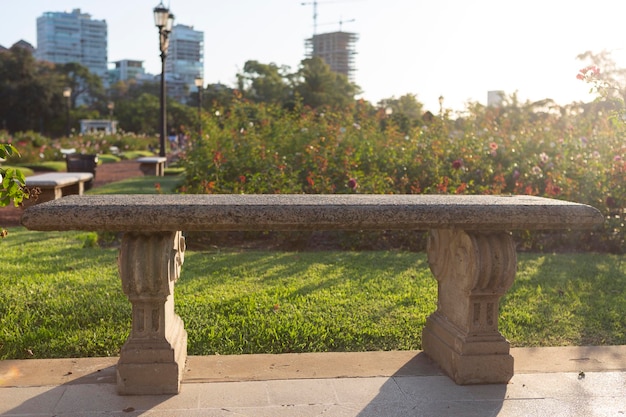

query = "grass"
[1, 227, 625, 360]
[0, 165, 34, 176]
[18, 161, 66, 172]
[86, 174, 184, 195]
[97, 154, 121, 164]
[119, 150, 154, 160]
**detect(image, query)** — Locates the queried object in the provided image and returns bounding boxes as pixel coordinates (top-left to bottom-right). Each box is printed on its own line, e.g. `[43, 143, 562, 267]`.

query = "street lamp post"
[194, 77, 203, 142]
[107, 101, 115, 134]
[63, 87, 72, 137]
[107, 101, 114, 121]
[154, 2, 174, 157]
[438, 95, 444, 118]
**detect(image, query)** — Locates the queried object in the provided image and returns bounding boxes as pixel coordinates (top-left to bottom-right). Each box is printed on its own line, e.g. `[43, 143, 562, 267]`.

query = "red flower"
[452, 159, 463, 170]
[606, 196, 617, 208]
[347, 178, 358, 190]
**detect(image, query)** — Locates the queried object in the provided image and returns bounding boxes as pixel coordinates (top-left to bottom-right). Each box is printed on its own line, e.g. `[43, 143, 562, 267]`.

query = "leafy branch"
[0, 144, 28, 237]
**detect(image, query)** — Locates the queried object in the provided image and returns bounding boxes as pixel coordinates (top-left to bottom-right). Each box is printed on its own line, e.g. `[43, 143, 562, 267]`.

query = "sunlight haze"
[2, 0, 624, 113]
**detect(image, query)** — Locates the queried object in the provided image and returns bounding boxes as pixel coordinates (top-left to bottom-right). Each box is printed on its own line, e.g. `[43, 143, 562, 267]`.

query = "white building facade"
[35, 9, 108, 82]
[166, 24, 204, 99]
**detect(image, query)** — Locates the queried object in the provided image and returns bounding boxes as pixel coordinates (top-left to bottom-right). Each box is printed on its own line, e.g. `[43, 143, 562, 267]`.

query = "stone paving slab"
[1, 347, 625, 416]
[2, 346, 624, 388]
[0, 372, 624, 416]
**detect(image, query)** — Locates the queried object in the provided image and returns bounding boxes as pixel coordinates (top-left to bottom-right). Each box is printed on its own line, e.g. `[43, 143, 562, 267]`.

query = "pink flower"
[451, 159, 463, 170]
[577, 65, 600, 80]
[347, 178, 358, 190]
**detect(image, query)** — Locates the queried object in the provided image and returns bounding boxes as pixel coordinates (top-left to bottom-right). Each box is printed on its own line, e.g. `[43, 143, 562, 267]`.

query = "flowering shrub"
[180, 94, 626, 252]
[0, 130, 159, 163]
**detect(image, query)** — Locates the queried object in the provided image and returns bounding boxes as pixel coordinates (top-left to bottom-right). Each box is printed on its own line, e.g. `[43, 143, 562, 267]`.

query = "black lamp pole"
[63, 87, 71, 137]
[154, 2, 174, 157]
[195, 77, 203, 142]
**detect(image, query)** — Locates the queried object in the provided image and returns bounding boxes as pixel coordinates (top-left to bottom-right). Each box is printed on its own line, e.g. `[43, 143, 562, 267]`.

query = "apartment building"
[166, 24, 204, 101]
[35, 9, 108, 82]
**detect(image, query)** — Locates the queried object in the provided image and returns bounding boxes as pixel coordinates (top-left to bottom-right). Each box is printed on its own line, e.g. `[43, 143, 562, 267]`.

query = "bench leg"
[22, 187, 62, 207]
[139, 163, 165, 176]
[63, 182, 85, 196]
[422, 229, 516, 385]
[116, 231, 187, 395]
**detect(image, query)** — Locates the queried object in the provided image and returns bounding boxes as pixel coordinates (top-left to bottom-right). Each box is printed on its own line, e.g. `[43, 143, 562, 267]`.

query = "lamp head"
[153, 2, 170, 28]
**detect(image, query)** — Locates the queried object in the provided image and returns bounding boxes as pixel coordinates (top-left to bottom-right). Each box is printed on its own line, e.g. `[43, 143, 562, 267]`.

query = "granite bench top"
[25, 172, 94, 187]
[20, 194, 604, 233]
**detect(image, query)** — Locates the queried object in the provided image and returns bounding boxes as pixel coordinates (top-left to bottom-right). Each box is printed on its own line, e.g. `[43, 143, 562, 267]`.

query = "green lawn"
[1, 227, 624, 360]
[86, 174, 184, 195]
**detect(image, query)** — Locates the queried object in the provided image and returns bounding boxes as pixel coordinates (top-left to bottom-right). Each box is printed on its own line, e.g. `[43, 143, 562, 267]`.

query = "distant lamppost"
[107, 101, 115, 134]
[438, 95, 444, 118]
[63, 87, 72, 137]
[194, 77, 203, 141]
[154, 2, 174, 157]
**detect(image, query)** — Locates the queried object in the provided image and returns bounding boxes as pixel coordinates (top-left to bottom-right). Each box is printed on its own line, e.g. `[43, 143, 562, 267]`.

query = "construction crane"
[301, 0, 358, 36]
[301, 0, 320, 36]
[318, 17, 355, 32]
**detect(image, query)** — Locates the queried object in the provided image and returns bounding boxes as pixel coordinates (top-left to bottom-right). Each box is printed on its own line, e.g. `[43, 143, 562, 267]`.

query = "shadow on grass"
[501, 252, 626, 347]
[87, 174, 183, 195]
[177, 250, 435, 355]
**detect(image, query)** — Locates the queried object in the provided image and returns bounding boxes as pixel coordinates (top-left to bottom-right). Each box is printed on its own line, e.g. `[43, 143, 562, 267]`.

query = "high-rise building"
[109, 59, 148, 84]
[35, 9, 108, 82]
[166, 24, 203, 100]
[306, 31, 358, 80]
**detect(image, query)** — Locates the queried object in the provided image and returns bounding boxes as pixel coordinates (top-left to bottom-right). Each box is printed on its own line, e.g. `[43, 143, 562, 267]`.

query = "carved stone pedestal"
[422, 229, 516, 385]
[116, 231, 188, 395]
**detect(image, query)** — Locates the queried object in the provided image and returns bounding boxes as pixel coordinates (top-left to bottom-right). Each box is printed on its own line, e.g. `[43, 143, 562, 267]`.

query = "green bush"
[180, 97, 626, 252]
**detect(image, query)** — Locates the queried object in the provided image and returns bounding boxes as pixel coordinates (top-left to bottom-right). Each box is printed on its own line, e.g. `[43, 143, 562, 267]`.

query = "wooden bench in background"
[137, 156, 167, 176]
[21, 194, 604, 395]
[24, 172, 93, 207]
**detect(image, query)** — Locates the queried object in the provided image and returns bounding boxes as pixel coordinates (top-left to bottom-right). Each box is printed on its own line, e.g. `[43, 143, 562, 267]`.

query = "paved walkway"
[1, 346, 625, 416]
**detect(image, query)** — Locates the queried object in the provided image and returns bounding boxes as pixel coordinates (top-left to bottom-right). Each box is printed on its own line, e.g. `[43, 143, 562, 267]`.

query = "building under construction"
[306, 31, 358, 80]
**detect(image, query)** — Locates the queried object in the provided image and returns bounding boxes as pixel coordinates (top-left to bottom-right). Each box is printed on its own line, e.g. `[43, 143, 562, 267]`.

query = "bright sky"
[2, 0, 625, 113]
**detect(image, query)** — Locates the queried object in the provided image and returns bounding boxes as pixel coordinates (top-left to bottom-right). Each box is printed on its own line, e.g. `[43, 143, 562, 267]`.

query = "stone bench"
[137, 156, 167, 176]
[23, 172, 94, 207]
[20, 194, 603, 395]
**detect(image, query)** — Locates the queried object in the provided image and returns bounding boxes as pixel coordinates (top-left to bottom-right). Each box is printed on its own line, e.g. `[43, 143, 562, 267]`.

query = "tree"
[114, 93, 160, 134]
[201, 83, 235, 110]
[57, 62, 105, 108]
[236, 60, 292, 104]
[294, 57, 360, 109]
[0, 47, 65, 134]
[377, 94, 425, 133]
